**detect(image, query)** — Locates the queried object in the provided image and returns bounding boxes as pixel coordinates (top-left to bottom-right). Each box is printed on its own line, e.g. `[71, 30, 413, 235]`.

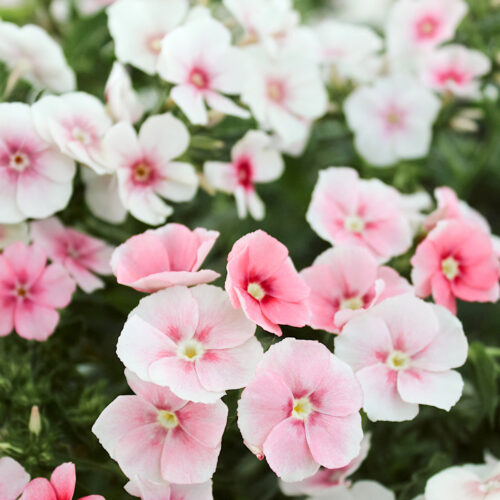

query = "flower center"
[67, 246, 80, 259]
[479, 478, 500, 494]
[236, 157, 253, 189]
[442, 257, 459, 281]
[386, 350, 411, 371]
[157, 410, 179, 429]
[133, 162, 153, 183]
[417, 16, 438, 39]
[148, 35, 164, 54]
[247, 282, 265, 301]
[267, 80, 285, 103]
[190, 68, 210, 90]
[9, 152, 30, 172]
[340, 296, 364, 311]
[291, 397, 313, 420]
[344, 215, 365, 233]
[16, 285, 28, 299]
[177, 339, 205, 362]
[72, 127, 92, 145]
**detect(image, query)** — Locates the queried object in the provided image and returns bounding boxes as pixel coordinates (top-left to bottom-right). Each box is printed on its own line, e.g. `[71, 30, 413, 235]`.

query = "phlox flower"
[30, 217, 114, 294]
[0, 242, 75, 341]
[425, 456, 500, 500]
[158, 17, 250, 125]
[335, 294, 468, 422]
[419, 45, 491, 98]
[111, 223, 219, 293]
[241, 47, 327, 146]
[0, 103, 76, 224]
[107, 0, 188, 75]
[336, 0, 394, 28]
[105, 62, 144, 124]
[0, 21, 75, 93]
[306, 481, 395, 500]
[102, 113, 198, 225]
[0, 456, 30, 500]
[117, 285, 263, 403]
[306, 168, 414, 263]
[411, 220, 499, 314]
[238, 338, 363, 481]
[344, 76, 441, 167]
[32, 92, 112, 174]
[92, 369, 228, 484]
[125, 476, 212, 500]
[300, 246, 412, 334]
[20, 462, 104, 500]
[0, 222, 29, 249]
[225, 230, 310, 336]
[204, 130, 284, 220]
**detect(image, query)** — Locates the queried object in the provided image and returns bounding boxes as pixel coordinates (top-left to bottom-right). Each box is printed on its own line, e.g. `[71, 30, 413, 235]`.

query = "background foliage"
[1, 0, 500, 498]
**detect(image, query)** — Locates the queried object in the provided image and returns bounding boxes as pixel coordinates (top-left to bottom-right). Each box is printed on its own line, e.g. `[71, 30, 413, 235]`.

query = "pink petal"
[14, 301, 60, 341]
[30, 263, 75, 309]
[0, 296, 15, 337]
[3, 242, 46, 284]
[50, 463, 75, 500]
[431, 274, 457, 314]
[20, 478, 57, 500]
[262, 258, 310, 303]
[425, 466, 481, 500]
[130, 270, 220, 293]
[260, 296, 310, 329]
[64, 260, 104, 293]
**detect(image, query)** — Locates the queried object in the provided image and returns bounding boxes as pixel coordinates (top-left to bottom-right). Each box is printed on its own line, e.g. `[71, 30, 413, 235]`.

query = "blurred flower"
[30, 217, 114, 294]
[307, 480, 395, 500]
[107, 0, 188, 75]
[0, 222, 29, 249]
[111, 223, 219, 292]
[105, 62, 144, 124]
[301, 246, 412, 334]
[306, 168, 414, 262]
[204, 130, 284, 220]
[225, 230, 310, 336]
[238, 338, 363, 481]
[117, 285, 262, 402]
[28, 405, 41, 436]
[92, 369, 228, 484]
[336, 295, 468, 421]
[0, 103, 76, 224]
[334, 0, 395, 28]
[344, 76, 441, 167]
[0, 457, 30, 500]
[0, 242, 75, 341]
[125, 476, 213, 500]
[77, 0, 116, 15]
[102, 113, 198, 225]
[158, 17, 250, 125]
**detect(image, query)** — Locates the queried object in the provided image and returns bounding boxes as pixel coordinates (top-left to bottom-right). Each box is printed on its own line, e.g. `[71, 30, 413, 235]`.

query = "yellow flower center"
[133, 162, 152, 183]
[157, 410, 179, 429]
[441, 257, 460, 281]
[247, 282, 265, 301]
[340, 296, 364, 311]
[344, 215, 365, 234]
[386, 350, 411, 371]
[292, 397, 313, 420]
[177, 339, 205, 362]
[72, 127, 92, 145]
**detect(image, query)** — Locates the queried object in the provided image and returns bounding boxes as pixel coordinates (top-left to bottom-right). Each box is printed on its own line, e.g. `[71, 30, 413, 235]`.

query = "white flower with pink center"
[107, 0, 188, 75]
[125, 476, 212, 500]
[0, 456, 30, 500]
[335, 294, 468, 422]
[0, 21, 75, 93]
[32, 92, 112, 174]
[0, 223, 29, 250]
[158, 17, 250, 125]
[344, 76, 441, 167]
[306, 168, 414, 263]
[242, 47, 328, 146]
[0, 103, 76, 224]
[117, 285, 263, 403]
[30, 217, 114, 294]
[419, 44, 491, 98]
[204, 130, 284, 220]
[102, 113, 198, 225]
[92, 369, 228, 485]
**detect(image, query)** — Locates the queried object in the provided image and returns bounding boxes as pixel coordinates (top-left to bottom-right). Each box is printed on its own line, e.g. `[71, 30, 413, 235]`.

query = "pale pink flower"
[30, 217, 114, 294]
[344, 76, 441, 167]
[117, 285, 262, 403]
[306, 168, 414, 263]
[238, 338, 363, 481]
[92, 369, 228, 484]
[301, 246, 412, 334]
[0, 456, 30, 500]
[419, 45, 491, 98]
[280, 434, 371, 497]
[158, 17, 250, 125]
[125, 476, 212, 500]
[102, 113, 198, 225]
[105, 62, 144, 124]
[425, 458, 500, 500]
[308, 481, 395, 500]
[0, 222, 29, 249]
[387, 0, 469, 61]
[335, 294, 468, 422]
[0, 21, 75, 93]
[411, 220, 499, 314]
[0, 103, 76, 224]
[20, 462, 104, 500]
[32, 92, 112, 174]
[0, 242, 75, 341]
[225, 230, 310, 336]
[107, 0, 188, 75]
[111, 224, 219, 293]
[241, 47, 327, 146]
[204, 130, 284, 220]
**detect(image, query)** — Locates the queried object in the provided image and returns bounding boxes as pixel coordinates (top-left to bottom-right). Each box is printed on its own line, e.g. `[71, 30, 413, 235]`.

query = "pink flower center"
[291, 397, 313, 420]
[478, 476, 500, 494]
[189, 68, 210, 90]
[67, 246, 80, 260]
[415, 14, 440, 41]
[436, 68, 467, 86]
[132, 161, 155, 185]
[247, 282, 265, 301]
[344, 215, 365, 234]
[9, 152, 30, 172]
[147, 34, 165, 55]
[157, 410, 179, 429]
[235, 156, 254, 190]
[386, 350, 411, 371]
[177, 339, 205, 361]
[72, 126, 93, 146]
[267, 79, 286, 104]
[442, 257, 460, 280]
[383, 105, 406, 132]
[15, 284, 28, 299]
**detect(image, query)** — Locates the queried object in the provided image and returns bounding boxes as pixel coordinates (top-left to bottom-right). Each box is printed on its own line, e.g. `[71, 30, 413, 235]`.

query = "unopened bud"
[29, 405, 42, 436]
[450, 116, 479, 133]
